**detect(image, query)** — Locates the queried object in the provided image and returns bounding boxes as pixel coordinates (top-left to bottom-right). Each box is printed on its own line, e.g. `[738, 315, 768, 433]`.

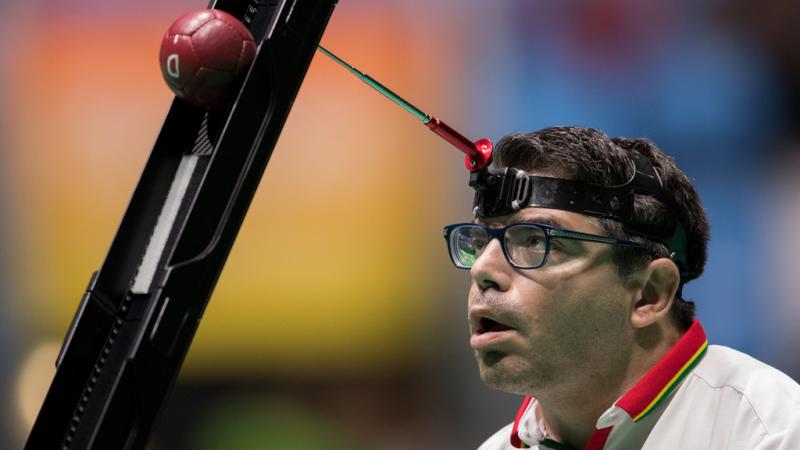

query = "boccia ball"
[159, 9, 257, 108]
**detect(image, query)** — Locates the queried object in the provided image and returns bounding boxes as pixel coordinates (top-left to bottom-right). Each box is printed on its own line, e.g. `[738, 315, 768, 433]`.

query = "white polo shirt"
[478, 321, 800, 450]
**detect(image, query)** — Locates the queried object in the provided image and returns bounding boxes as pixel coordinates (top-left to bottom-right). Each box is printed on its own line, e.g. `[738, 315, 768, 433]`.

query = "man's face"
[468, 207, 639, 396]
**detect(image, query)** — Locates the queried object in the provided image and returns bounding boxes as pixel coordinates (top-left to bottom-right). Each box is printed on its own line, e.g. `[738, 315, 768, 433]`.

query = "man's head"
[458, 126, 710, 396]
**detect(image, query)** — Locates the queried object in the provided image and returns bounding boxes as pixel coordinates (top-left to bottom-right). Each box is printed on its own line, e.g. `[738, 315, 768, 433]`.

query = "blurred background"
[1, 0, 799, 448]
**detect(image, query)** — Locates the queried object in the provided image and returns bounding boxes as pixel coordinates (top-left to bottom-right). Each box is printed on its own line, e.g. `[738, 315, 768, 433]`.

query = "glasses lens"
[450, 225, 489, 268]
[505, 225, 547, 268]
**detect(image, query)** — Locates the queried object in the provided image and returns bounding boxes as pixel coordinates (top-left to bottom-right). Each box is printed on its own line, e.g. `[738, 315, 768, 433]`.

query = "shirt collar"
[610, 319, 708, 423]
[510, 320, 708, 448]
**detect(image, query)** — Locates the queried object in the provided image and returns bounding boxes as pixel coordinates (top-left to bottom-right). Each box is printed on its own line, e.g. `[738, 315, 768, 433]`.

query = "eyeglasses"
[443, 222, 644, 269]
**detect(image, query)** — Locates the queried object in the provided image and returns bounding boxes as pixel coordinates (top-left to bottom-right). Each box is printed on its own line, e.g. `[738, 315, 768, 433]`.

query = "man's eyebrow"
[471, 216, 566, 228]
[509, 216, 565, 228]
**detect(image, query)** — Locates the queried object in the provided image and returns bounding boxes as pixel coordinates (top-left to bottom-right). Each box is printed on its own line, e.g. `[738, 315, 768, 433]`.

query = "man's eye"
[524, 237, 545, 249]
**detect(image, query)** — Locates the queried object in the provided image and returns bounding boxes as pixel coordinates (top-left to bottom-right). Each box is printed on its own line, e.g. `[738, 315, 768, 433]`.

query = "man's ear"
[630, 258, 681, 329]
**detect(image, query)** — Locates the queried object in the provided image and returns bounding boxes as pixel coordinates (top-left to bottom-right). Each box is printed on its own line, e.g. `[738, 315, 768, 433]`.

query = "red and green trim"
[615, 320, 708, 422]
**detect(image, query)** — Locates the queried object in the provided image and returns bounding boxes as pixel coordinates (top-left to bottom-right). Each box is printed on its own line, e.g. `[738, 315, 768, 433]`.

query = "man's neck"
[536, 322, 683, 449]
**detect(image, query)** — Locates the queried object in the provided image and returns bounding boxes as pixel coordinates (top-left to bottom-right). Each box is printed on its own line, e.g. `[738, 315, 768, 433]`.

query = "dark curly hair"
[491, 126, 710, 330]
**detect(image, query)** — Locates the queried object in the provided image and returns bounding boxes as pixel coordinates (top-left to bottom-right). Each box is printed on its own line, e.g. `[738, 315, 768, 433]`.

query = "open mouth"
[476, 317, 515, 334]
[469, 312, 517, 350]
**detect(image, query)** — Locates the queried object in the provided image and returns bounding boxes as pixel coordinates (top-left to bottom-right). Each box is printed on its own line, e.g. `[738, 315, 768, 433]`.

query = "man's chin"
[477, 351, 529, 393]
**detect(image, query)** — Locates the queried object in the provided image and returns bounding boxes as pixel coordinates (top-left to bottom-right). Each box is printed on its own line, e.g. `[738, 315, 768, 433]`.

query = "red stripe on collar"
[615, 320, 707, 421]
[510, 396, 534, 448]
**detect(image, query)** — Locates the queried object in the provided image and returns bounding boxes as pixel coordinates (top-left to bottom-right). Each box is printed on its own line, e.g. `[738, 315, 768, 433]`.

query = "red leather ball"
[159, 9, 257, 108]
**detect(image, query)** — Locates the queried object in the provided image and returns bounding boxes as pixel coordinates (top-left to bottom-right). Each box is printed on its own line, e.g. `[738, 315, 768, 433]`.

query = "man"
[443, 127, 800, 449]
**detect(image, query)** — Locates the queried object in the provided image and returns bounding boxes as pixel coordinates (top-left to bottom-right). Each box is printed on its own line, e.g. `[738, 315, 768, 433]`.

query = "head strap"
[470, 153, 689, 274]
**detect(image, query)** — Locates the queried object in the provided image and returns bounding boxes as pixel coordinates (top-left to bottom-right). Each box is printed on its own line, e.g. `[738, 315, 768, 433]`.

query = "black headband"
[469, 152, 689, 275]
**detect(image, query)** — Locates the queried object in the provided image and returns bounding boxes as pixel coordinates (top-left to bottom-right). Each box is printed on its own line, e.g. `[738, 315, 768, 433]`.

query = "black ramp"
[25, 0, 338, 448]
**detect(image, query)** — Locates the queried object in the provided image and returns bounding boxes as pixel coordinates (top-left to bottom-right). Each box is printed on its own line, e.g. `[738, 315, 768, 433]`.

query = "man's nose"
[470, 239, 512, 292]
